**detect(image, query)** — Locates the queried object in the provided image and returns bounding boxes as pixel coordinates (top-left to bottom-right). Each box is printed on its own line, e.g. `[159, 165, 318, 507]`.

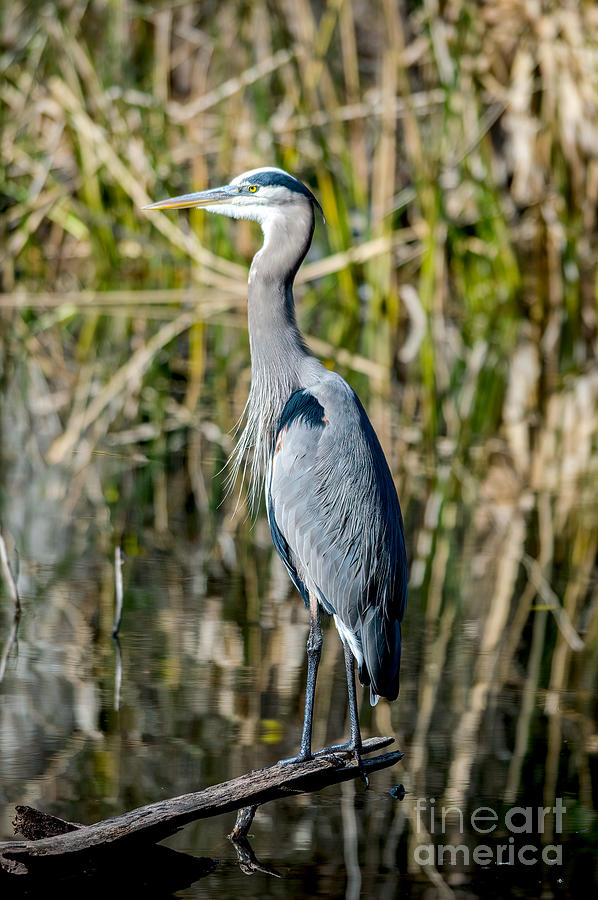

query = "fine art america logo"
[413, 798, 566, 867]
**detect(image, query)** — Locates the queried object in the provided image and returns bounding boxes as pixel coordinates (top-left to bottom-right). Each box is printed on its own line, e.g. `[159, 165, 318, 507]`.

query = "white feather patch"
[333, 615, 363, 669]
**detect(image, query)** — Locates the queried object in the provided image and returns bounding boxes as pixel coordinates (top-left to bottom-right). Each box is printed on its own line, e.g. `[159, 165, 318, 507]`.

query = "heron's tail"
[360, 613, 402, 702]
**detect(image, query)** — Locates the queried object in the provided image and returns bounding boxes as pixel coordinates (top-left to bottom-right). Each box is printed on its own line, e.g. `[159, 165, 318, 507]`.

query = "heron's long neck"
[231, 204, 315, 503]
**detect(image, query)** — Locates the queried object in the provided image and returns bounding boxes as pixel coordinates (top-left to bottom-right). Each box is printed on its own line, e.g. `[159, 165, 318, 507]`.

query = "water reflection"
[1, 347, 597, 899]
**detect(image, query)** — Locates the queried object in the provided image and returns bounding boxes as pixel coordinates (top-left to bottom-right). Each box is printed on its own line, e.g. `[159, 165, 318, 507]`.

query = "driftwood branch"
[0, 737, 402, 879]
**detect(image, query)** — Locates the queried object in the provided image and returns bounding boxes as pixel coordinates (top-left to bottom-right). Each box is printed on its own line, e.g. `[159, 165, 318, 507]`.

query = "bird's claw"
[312, 741, 369, 785]
[352, 746, 370, 788]
[319, 752, 345, 768]
[313, 741, 351, 756]
[276, 753, 312, 766]
[276, 750, 344, 769]
[279, 744, 369, 784]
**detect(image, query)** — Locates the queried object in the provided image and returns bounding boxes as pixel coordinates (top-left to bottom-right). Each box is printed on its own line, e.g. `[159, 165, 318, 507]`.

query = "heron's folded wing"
[267, 385, 407, 633]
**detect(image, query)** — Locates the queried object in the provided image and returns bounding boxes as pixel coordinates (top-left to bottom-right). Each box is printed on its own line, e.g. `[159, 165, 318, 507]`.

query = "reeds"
[2, 1, 598, 891]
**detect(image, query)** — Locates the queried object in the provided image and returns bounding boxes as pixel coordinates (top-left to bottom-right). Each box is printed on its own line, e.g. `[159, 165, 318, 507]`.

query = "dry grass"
[2, 2, 598, 890]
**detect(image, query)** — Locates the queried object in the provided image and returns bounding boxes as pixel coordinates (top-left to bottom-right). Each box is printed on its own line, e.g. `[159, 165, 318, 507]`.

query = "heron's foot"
[313, 740, 352, 756]
[317, 752, 346, 768]
[314, 742, 369, 787]
[276, 751, 312, 766]
[277, 749, 345, 768]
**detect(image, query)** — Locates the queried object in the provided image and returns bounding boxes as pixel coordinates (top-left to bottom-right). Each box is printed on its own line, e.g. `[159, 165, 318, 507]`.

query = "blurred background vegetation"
[1, 1, 598, 896]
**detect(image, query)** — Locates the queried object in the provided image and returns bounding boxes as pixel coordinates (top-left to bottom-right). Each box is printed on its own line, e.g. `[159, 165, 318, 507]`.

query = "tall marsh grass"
[2, 1, 598, 887]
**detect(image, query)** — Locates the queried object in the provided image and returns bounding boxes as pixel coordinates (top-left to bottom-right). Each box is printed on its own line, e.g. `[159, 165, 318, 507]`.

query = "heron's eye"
[248, 185, 259, 193]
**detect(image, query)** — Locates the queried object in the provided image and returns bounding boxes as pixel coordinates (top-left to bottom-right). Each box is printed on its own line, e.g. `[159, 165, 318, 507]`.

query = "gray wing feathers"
[268, 379, 407, 700]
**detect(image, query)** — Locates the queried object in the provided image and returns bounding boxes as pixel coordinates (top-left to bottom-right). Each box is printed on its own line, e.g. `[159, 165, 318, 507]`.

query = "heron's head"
[143, 166, 323, 229]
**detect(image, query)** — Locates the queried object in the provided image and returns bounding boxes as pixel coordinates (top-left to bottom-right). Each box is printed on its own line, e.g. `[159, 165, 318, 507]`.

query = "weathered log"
[0, 736, 402, 878]
[11, 806, 81, 841]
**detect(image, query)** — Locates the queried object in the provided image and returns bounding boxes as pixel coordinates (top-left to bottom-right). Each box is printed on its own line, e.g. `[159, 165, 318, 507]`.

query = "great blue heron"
[144, 167, 407, 774]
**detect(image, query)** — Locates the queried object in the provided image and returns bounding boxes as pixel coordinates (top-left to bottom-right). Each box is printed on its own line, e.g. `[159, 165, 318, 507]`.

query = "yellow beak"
[142, 186, 237, 211]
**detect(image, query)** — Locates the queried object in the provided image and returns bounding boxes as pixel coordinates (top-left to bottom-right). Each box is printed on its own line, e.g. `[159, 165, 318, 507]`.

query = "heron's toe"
[276, 751, 312, 766]
[313, 741, 352, 756]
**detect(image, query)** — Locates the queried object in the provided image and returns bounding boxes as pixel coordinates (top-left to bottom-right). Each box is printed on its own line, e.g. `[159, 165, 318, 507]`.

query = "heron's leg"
[340, 640, 368, 785]
[314, 640, 364, 756]
[297, 593, 322, 759]
[342, 641, 362, 750]
[279, 593, 321, 764]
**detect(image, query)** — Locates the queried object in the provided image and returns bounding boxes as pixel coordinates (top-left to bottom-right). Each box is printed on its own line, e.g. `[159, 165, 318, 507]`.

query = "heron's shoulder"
[299, 367, 360, 420]
[278, 386, 327, 432]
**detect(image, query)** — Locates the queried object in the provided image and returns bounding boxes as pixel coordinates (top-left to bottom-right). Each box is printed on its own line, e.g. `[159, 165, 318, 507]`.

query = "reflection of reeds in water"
[1, 354, 597, 885]
[2, 0, 598, 893]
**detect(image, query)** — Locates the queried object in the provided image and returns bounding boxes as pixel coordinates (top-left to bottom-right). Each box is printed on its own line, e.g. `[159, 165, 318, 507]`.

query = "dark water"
[1, 359, 597, 899]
